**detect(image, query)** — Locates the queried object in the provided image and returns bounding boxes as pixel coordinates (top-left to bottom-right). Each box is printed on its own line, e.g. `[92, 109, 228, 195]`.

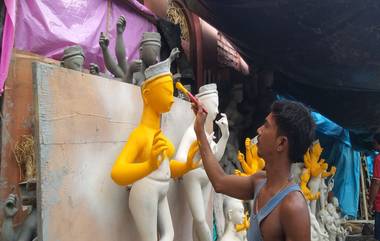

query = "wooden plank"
[0, 49, 59, 224]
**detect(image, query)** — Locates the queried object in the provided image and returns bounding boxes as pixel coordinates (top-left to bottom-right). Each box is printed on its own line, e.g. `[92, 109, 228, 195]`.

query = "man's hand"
[3, 194, 18, 218]
[149, 132, 168, 169]
[116, 16, 126, 34]
[192, 101, 207, 136]
[99, 32, 110, 49]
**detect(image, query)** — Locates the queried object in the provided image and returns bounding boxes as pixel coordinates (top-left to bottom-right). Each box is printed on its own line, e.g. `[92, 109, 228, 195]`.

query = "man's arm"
[193, 102, 264, 200]
[281, 192, 311, 241]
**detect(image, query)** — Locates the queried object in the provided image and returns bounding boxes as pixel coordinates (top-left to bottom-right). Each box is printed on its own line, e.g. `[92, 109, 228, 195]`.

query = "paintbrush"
[175, 82, 208, 114]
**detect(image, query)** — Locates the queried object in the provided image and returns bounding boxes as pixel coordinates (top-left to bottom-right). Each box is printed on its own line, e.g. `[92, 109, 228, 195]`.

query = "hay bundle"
[13, 135, 36, 181]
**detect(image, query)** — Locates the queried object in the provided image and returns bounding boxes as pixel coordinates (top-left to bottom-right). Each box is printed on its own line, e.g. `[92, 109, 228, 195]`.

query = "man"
[368, 133, 380, 240]
[192, 99, 315, 241]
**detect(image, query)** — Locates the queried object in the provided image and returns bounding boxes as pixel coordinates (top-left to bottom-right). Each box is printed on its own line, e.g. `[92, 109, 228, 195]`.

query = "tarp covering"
[327, 142, 361, 217]
[0, 0, 16, 93]
[184, 0, 380, 141]
[14, 0, 156, 71]
[312, 110, 360, 217]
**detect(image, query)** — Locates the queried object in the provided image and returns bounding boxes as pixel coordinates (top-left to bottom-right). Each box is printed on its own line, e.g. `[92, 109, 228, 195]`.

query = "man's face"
[256, 113, 279, 160]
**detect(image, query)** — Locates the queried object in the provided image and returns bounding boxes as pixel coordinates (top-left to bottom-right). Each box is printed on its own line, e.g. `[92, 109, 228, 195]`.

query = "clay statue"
[235, 212, 249, 241]
[220, 197, 247, 241]
[110, 48, 198, 241]
[1, 180, 37, 241]
[300, 168, 320, 202]
[89, 63, 100, 75]
[318, 209, 338, 241]
[61, 45, 85, 71]
[99, 16, 126, 79]
[309, 207, 329, 241]
[174, 83, 229, 241]
[304, 142, 335, 214]
[129, 32, 163, 86]
[327, 202, 349, 240]
[235, 137, 265, 176]
[290, 162, 304, 184]
[319, 175, 335, 210]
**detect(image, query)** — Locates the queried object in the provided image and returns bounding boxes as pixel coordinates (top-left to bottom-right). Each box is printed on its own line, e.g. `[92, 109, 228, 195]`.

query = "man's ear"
[276, 136, 288, 152]
[142, 88, 150, 104]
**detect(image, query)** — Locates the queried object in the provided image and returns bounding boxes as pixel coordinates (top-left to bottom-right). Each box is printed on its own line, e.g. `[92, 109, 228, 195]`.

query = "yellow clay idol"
[110, 44, 198, 241]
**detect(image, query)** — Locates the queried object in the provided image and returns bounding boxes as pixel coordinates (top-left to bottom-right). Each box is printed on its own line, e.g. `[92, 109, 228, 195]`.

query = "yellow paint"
[175, 81, 208, 114]
[235, 138, 265, 176]
[300, 168, 320, 201]
[322, 165, 336, 178]
[304, 142, 336, 178]
[175, 81, 190, 96]
[235, 212, 250, 232]
[111, 73, 198, 186]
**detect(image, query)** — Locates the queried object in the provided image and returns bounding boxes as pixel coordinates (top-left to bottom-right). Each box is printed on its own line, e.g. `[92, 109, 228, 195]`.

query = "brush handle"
[187, 92, 208, 114]
[175, 82, 208, 114]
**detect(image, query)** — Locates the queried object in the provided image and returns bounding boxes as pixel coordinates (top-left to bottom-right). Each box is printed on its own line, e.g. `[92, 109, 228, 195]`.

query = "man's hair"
[374, 133, 380, 145]
[271, 100, 316, 163]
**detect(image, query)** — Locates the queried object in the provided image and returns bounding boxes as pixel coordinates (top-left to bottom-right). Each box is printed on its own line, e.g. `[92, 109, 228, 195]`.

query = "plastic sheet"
[0, 0, 16, 93]
[14, 0, 156, 72]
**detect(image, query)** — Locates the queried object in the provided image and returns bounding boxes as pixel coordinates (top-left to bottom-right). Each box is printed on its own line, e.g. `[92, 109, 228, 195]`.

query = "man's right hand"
[191, 101, 207, 136]
[4, 194, 18, 218]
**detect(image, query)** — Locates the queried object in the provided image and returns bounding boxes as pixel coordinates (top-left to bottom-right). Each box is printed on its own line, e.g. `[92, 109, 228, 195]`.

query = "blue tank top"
[247, 180, 301, 241]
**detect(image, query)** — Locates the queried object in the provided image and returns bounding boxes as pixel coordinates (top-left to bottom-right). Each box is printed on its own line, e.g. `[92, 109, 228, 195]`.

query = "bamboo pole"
[360, 156, 369, 220]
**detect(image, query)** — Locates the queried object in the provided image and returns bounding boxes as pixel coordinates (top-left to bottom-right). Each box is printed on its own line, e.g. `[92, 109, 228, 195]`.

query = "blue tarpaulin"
[313, 107, 361, 218]
[278, 95, 360, 217]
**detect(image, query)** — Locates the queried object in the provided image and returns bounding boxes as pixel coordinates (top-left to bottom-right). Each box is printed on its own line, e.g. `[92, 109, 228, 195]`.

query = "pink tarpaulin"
[0, 0, 16, 93]
[14, 0, 157, 73]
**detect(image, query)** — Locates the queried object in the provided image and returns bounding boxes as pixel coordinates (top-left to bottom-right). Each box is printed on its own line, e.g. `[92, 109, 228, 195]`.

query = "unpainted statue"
[220, 84, 247, 174]
[110, 48, 198, 241]
[319, 175, 335, 211]
[175, 83, 229, 241]
[220, 197, 248, 241]
[309, 207, 329, 241]
[326, 202, 348, 241]
[89, 63, 100, 75]
[290, 162, 304, 184]
[61, 45, 85, 71]
[318, 208, 339, 241]
[99, 16, 142, 83]
[131, 32, 162, 86]
[1, 181, 37, 241]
